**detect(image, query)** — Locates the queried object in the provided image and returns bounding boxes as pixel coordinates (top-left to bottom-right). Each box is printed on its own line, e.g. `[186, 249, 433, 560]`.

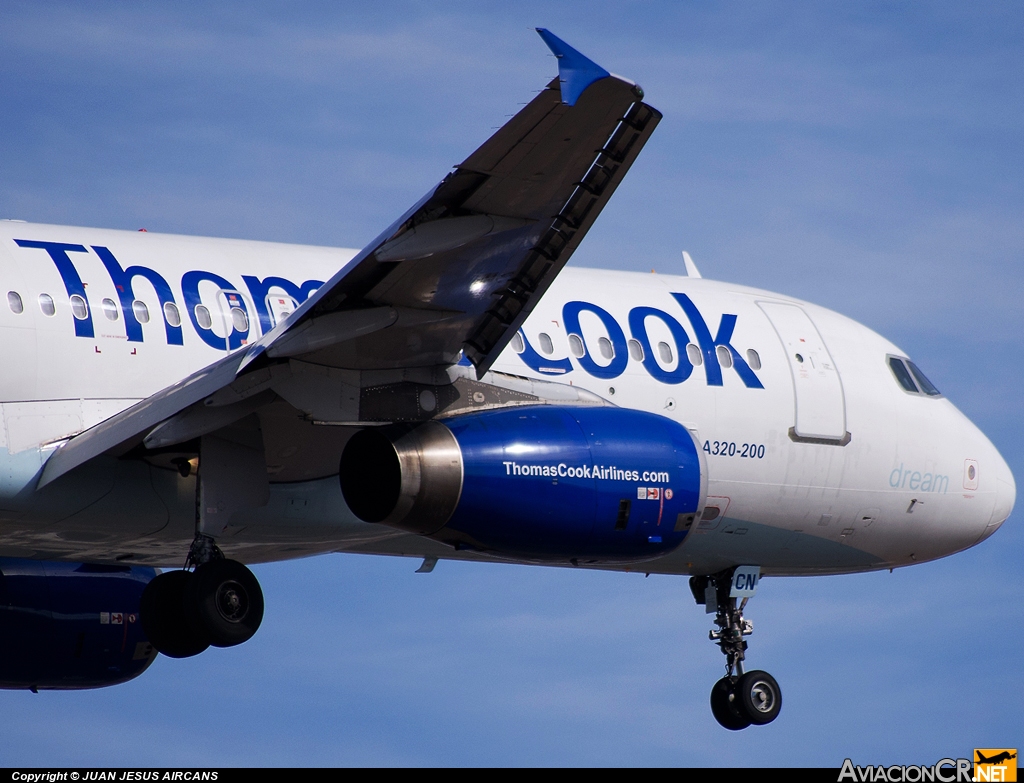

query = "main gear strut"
[139, 441, 267, 660]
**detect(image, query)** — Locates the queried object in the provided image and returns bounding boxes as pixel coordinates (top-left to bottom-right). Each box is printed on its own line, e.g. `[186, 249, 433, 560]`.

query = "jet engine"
[0, 559, 158, 690]
[340, 406, 706, 562]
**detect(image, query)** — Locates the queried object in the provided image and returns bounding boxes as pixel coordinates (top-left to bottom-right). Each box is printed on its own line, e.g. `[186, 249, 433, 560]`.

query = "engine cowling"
[0, 559, 158, 690]
[340, 406, 707, 563]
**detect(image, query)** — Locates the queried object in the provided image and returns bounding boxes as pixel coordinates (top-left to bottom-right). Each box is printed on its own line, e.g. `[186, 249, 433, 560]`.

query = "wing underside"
[38, 30, 661, 489]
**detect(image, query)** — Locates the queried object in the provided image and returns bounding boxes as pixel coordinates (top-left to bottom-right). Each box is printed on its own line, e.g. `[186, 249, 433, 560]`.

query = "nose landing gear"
[691, 568, 782, 730]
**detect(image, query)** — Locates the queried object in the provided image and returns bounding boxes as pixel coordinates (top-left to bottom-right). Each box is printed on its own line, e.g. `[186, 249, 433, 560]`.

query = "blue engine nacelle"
[340, 406, 707, 563]
[0, 559, 158, 690]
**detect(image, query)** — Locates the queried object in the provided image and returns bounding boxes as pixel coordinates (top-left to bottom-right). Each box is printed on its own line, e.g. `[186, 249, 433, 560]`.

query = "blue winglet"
[536, 28, 611, 106]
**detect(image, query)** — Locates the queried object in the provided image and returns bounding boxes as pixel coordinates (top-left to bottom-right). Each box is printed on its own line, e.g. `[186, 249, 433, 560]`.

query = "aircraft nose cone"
[978, 451, 1015, 544]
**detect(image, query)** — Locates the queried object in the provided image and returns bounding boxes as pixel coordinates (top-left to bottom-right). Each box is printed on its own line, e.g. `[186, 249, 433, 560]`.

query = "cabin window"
[164, 302, 181, 327]
[7, 291, 23, 314]
[628, 339, 644, 362]
[716, 345, 733, 368]
[746, 349, 761, 370]
[568, 333, 585, 358]
[657, 341, 673, 364]
[538, 332, 554, 355]
[133, 300, 150, 324]
[510, 332, 525, 354]
[101, 298, 119, 321]
[69, 295, 89, 320]
[686, 343, 702, 366]
[597, 336, 614, 360]
[194, 304, 213, 330]
[230, 307, 248, 333]
[38, 293, 55, 316]
[888, 356, 918, 393]
[907, 360, 941, 397]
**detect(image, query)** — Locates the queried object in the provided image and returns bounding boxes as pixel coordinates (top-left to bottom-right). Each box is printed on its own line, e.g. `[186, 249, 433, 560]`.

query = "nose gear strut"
[690, 568, 782, 729]
[703, 571, 754, 678]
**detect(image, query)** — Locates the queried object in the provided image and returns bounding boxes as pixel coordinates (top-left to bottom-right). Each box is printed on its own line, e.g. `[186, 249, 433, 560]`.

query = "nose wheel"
[710, 675, 751, 730]
[691, 568, 782, 729]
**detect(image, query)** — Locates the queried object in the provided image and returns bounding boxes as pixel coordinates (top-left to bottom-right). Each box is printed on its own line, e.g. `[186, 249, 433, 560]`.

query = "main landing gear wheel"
[186, 559, 264, 648]
[140, 570, 210, 659]
[139, 554, 264, 657]
[691, 569, 783, 729]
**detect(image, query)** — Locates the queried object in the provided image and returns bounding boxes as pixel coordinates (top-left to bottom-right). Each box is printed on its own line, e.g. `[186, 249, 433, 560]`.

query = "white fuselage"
[0, 221, 1013, 575]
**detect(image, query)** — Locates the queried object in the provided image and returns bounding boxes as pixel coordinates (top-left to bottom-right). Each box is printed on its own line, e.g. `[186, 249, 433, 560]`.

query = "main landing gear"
[140, 536, 264, 659]
[690, 568, 782, 730]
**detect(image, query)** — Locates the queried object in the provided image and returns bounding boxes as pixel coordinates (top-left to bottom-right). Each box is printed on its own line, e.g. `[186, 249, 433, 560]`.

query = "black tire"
[186, 559, 264, 648]
[710, 676, 751, 730]
[736, 670, 782, 725]
[139, 570, 210, 658]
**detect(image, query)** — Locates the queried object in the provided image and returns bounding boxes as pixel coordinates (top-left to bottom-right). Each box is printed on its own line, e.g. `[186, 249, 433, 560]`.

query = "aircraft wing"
[37, 30, 660, 489]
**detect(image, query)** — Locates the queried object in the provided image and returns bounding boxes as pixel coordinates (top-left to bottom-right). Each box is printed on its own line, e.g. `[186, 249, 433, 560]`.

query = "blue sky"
[0, 0, 1021, 767]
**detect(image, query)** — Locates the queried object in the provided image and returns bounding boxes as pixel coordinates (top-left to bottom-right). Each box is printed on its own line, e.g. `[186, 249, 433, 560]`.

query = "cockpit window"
[888, 355, 942, 397]
[888, 356, 919, 393]
[906, 360, 941, 396]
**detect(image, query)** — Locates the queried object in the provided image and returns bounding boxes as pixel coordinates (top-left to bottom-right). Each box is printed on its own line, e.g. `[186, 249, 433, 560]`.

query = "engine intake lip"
[339, 422, 463, 535]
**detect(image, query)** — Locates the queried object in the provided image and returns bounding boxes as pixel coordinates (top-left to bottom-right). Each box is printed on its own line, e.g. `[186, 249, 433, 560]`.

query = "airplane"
[0, 29, 1014, 730]
[976, 752, 1016, 765]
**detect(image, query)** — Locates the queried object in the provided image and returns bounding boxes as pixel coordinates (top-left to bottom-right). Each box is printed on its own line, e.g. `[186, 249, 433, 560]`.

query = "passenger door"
[757, 302, 847, 442]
